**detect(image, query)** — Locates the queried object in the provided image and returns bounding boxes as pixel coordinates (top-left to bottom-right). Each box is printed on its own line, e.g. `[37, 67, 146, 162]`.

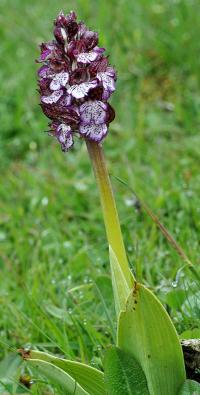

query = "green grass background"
[0, 0, 200, 392]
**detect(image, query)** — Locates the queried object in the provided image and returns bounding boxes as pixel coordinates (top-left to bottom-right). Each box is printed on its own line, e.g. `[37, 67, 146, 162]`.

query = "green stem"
[86, 140, 134, 286]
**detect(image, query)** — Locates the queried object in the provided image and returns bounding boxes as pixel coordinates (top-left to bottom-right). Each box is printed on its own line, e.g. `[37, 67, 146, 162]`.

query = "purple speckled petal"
[77, 47, 105, 64]
[41, 90, 63, 104]
[39, 43, 55, 61]
[40, 49, 51, 61]
[54, 26, 68, 43]
[57, 123, 71, 142]
[106, 66, 116, 78]
[58, 93, 72, 107]
[57, 122, 71, 132]
[79, 123, 107, 142]
[50, 122, 74, 151]
[50, 72, 69, 90]
[67, 80, 98, 99]
[97, 71, 115, 92]
[80, 100, 107, 125]
[102, 89, 112, 100]
[76, 51, 99, 64]
[61, 133, 74, 151]
[38, 65, 50, 78]
[93, 46, 105, 54]
[82, 30, 98, 50]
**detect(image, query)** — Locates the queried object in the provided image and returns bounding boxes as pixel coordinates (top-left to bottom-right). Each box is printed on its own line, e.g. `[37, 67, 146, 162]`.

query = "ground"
[0, 0, 200, 393]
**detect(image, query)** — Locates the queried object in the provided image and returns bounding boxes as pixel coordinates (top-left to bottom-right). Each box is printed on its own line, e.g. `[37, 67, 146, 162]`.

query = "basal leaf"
[26, 350, 106, 395]
[104, 346, 149, 395]
[27, 359, 88, 395]
[118, 283, 186, 395]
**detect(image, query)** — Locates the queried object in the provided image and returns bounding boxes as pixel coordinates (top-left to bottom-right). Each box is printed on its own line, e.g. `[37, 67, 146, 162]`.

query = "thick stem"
[86, 140, 133, 286]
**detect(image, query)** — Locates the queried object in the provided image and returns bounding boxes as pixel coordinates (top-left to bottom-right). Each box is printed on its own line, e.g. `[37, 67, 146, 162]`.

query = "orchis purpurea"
[37, 11, 116, 152]
[36, 12, 189, 395]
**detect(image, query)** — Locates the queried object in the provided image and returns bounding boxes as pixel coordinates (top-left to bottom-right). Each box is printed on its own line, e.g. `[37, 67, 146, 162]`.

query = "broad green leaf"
[27, 350, 106, 395]
[178, 379, 200, 394]
[27, 359, 88, 395]
[109, 246, 133, 316]
[104, 346, 149, 395]
[118, 283, 186, 395]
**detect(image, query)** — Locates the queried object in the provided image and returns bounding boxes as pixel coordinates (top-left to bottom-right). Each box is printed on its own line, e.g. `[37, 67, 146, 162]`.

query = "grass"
[0, 0, 200, 392]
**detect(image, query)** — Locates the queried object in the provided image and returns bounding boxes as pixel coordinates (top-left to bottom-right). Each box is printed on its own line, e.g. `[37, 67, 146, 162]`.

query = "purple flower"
[49, 122, 73, 151]
[41, 90, 63, 104]
[79, 124, 108, 142]
[37, 11, 116, 152]
[76, 47, 105, 64]
[49, 72, 69, 90]
[67, 80, 98, 99]
[80, 101, 108, 125]
[39, 43, 55, 62]
[82, 30, 98, 50]
[97, 67, 116, 99]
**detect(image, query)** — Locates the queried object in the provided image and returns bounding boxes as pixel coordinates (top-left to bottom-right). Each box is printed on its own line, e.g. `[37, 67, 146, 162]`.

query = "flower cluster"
[37, 11, 116, 152]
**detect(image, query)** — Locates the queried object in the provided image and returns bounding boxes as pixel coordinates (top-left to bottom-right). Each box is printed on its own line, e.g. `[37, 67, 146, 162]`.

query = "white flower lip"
[41, 90, 63, 104]
[97, 71, 115, 92]
[77, 51, 99, 64]
[80, 100, 107, 125]
[50, 72, 69, 91]
[79, 123, 108, 142]
[67, 80, 98, 99]
[76, 47, 104, 64]
[56, 123, 73, 151]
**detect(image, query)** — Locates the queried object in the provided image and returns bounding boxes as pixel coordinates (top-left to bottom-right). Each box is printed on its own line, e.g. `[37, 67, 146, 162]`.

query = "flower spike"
[37, 11, 116, 152]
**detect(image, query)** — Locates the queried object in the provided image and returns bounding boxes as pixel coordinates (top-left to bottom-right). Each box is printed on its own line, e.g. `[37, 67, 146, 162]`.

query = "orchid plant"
[20, 11, 200, 395]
